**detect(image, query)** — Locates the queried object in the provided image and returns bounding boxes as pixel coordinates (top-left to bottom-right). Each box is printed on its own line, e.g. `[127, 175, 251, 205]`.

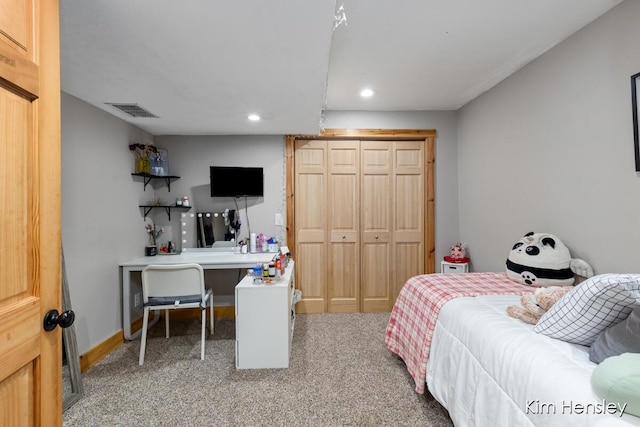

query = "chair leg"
[139, 308, 150, 366]
[209, 304, 214, 335]
[165, 309, 170, 338]
[200, 308, 206, 360]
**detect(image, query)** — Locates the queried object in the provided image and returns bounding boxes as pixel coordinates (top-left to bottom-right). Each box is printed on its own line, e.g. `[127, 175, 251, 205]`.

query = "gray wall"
[457, 0, 640, 274]
[61, 92, 155, 355]
[154, 135, 287, 250]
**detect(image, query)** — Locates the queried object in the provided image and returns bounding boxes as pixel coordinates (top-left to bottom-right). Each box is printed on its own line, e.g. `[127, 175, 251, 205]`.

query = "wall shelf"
[139, 205, 191, 220]
[131, 173, 180, 191]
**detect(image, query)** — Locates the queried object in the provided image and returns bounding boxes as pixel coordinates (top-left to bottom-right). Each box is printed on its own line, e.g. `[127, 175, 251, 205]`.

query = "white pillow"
[533, 274, 640, 345]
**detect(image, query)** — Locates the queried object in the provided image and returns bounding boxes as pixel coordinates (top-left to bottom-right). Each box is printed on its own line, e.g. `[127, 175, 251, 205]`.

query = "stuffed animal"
[505, 232, 594, 287]
[506, 286, 573, 325]
[444, 242, 470, 264]
[449, 242, 466, 259]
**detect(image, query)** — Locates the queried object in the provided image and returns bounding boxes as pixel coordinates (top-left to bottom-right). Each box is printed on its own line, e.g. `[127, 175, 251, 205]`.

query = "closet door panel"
[360, 141, 392, 312]
[328, 242, 358, 312]
[360, 243, 391, 312]
[328, 141, 359, 312]
[295, 243, 326, 313]
[294, 140, 327, 313]
[395, 242, 423, 297]
[395, 174, 423, 234]
[393, 141, 424, 301]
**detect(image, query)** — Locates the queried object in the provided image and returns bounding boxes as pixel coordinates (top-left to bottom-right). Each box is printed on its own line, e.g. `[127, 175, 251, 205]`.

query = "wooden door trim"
[286, 129, 436, 275]
[38, 0, 63, 423]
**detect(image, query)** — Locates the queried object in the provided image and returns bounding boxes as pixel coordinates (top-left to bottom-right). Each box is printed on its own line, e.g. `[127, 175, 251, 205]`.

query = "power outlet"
[134, 293, 141, 308]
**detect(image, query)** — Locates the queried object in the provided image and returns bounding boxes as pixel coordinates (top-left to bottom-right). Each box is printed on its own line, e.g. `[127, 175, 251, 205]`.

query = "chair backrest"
[141, 263, 205, 302]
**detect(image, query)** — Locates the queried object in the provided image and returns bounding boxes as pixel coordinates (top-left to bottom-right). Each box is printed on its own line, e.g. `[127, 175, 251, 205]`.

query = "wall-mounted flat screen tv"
[210, 166, 264, 197]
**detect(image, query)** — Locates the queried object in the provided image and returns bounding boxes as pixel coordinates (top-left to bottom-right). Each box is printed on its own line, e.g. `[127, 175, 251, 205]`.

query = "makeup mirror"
[180, 211, 236, 250]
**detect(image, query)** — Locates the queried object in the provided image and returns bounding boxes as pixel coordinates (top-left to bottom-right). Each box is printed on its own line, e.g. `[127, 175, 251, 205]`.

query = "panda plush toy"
[506, 232, 594, 287]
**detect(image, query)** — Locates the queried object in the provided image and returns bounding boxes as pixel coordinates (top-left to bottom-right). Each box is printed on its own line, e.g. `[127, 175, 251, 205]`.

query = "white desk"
[119, 251, 278, 340]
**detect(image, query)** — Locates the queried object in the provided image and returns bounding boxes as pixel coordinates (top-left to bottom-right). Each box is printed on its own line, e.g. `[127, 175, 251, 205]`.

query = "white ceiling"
[59, 0, 623, 136]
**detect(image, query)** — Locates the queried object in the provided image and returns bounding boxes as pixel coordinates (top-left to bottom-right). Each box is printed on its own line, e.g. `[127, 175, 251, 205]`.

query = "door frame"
[285, 129, 436, 274]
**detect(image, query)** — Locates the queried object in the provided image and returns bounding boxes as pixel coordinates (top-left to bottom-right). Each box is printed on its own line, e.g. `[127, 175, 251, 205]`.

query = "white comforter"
[426, 295, 640, 427]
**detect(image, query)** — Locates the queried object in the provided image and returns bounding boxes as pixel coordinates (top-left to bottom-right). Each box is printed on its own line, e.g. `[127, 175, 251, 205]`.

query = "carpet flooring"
[63, 313, 453, 426]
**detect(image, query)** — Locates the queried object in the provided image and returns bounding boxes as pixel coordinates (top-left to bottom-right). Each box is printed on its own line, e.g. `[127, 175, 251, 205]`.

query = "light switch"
[275, 213, 283, 225]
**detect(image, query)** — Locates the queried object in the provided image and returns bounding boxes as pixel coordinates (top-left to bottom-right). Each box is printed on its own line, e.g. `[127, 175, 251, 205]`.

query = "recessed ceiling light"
[248, 114, 261, 121]
[360, 88, 374, 98]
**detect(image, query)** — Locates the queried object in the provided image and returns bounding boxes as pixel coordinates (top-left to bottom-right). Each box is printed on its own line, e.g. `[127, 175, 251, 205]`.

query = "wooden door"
[0, 1, 62, 425]
[393, 141, 424, 302]
[294, 140, 327, 313]
[327, 141, 359, 312]
[360, 141, 393, 312]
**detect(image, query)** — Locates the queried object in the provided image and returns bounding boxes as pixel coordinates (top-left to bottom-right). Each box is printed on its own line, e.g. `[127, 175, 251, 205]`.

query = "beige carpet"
[63, 313, 453, 426]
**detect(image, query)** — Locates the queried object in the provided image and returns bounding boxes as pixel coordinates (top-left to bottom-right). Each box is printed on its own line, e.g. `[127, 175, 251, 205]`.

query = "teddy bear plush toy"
[505, 232, 594, 287]
[444, 242, 470, 263]
[506, 286, 573, 325]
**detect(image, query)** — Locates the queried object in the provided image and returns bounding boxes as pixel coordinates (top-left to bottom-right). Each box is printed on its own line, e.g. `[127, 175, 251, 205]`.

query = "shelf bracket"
[143, 206, 153, 219]
[140, 205, 184, 220]
[142, 206, 171, 220]
[132, 173, 178, 191]
[142, 176, 172, 191]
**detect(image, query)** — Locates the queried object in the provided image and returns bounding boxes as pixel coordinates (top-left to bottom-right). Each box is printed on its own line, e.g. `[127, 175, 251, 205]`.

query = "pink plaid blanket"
[385, 272, 534, 393]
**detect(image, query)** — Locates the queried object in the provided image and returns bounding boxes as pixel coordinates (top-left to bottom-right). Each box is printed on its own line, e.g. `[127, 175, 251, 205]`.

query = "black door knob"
[43, 309, 75, 331]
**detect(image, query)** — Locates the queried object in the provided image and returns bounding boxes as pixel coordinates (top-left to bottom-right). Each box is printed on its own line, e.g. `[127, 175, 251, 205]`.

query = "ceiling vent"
[106, 103, 158, 118]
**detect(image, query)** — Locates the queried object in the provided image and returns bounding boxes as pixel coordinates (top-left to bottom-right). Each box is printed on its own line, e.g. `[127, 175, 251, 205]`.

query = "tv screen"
[210, 166, 264, 197]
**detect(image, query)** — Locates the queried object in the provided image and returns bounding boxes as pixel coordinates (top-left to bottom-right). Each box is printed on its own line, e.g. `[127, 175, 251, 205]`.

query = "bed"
[385, 272, 640, 426]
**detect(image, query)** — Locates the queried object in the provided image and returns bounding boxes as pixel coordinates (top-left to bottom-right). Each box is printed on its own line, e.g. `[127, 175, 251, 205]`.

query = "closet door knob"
[342, 235, 346, 239]
[375, 235, 379, 240]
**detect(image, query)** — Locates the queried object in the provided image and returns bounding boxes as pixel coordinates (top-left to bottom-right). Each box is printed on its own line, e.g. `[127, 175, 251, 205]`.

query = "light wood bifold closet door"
[292, 133, 431, 314]
[0, 1, 62, 425]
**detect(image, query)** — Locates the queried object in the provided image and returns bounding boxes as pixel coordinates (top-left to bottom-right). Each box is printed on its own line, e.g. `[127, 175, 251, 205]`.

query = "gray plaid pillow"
[533, 274, 640, 345]
[589, 307, 640, 363]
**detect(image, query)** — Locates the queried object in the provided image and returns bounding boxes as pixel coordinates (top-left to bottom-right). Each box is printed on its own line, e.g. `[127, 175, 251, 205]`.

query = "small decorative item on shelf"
[129, 142, 158, 175]
[149, 196, 166, 206]
[144, 220, 164, 256]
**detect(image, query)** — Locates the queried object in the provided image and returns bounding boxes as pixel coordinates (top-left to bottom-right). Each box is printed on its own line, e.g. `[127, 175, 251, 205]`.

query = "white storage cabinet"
[235, 261, 295, 369]
[441, 260, 469, 274]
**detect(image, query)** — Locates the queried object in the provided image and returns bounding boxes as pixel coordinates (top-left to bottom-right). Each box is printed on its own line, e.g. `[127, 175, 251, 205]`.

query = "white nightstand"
[441, 260, 469, 274]
[235, 261, 296, 369]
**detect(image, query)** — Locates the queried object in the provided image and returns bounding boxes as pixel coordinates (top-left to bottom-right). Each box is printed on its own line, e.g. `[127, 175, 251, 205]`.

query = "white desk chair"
[139, 263, 214, 365]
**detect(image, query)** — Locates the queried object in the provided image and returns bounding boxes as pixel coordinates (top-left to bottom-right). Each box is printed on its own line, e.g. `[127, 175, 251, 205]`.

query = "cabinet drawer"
[441, 261, 468, 274]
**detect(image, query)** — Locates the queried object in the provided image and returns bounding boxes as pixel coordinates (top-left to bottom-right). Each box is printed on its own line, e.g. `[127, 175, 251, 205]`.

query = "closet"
[286, 130, 435, 313]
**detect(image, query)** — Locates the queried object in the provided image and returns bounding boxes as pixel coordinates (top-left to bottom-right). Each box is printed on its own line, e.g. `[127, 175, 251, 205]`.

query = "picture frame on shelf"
[150, 148, 169, 176]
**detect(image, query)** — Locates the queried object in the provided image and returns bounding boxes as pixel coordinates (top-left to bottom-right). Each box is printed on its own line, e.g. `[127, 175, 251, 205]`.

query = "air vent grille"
[106, 103, 158, 118]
